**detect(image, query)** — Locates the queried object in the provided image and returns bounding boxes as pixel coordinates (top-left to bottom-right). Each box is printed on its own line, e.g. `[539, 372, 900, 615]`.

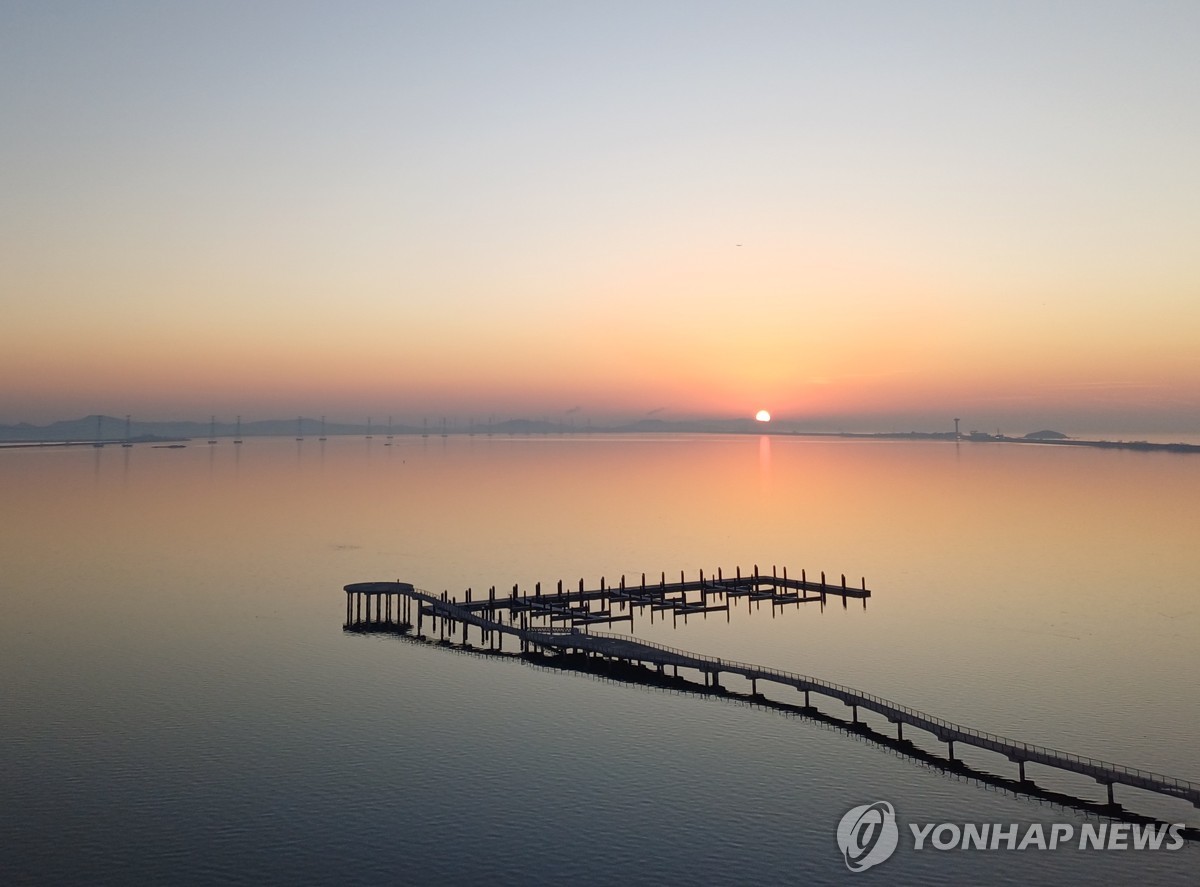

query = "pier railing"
[579, 630, 1199, 800]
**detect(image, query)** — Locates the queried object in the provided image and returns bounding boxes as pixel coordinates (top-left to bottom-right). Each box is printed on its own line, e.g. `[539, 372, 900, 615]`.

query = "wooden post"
[1018, 760, 1026, 782]
[897, 721, 904, 741]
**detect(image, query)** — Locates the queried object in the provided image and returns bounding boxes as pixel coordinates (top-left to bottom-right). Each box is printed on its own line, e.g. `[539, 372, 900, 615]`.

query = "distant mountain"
[608, 418, 762, 433]
[0, 415, 379, 441]
[0, 414, 127, 441]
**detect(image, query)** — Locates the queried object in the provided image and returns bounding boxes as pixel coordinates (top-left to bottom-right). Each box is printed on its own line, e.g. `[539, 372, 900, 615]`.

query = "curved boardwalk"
[345, 580, 1200, 814]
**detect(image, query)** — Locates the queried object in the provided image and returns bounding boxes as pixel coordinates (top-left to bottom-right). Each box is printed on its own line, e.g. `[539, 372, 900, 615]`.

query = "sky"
[2, 1, 1198, 433]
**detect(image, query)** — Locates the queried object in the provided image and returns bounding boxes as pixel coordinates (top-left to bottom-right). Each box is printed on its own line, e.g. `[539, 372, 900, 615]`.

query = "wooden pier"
[343, 565, 868, 636]
[343, 577, 1200, 817]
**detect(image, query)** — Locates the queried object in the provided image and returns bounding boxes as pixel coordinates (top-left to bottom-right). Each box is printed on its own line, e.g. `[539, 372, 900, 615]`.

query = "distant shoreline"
[2, 429, 1198, 454]
[0, 436, 189, 449]
[812, 430, 1200, 453]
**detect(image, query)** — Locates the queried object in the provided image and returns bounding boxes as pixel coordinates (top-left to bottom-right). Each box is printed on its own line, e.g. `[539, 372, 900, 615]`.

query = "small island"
[1023, 430, 1070, 440]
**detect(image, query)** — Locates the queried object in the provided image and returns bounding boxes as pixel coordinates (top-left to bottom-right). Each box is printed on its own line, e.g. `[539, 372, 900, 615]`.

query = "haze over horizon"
[3, 2, 1198, 435]
[0, 409, 1165, 441]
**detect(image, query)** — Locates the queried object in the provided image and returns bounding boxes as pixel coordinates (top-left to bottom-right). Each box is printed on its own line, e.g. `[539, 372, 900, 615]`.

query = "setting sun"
[755, 410, 771, 422]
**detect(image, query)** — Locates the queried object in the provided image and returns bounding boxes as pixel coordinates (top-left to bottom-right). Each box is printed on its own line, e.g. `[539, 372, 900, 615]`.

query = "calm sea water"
[2, 434, 1197, 885]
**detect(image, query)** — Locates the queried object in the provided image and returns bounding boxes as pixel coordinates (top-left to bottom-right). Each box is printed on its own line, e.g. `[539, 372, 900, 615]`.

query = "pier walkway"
[344, 578, 1200, 814]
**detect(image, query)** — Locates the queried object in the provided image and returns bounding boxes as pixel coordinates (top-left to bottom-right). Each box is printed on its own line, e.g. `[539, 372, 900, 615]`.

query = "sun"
[755, 410, 771, 422]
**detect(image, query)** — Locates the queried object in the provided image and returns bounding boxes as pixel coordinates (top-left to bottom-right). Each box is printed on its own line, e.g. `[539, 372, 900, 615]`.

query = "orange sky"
[3, 3, 1198, 433]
